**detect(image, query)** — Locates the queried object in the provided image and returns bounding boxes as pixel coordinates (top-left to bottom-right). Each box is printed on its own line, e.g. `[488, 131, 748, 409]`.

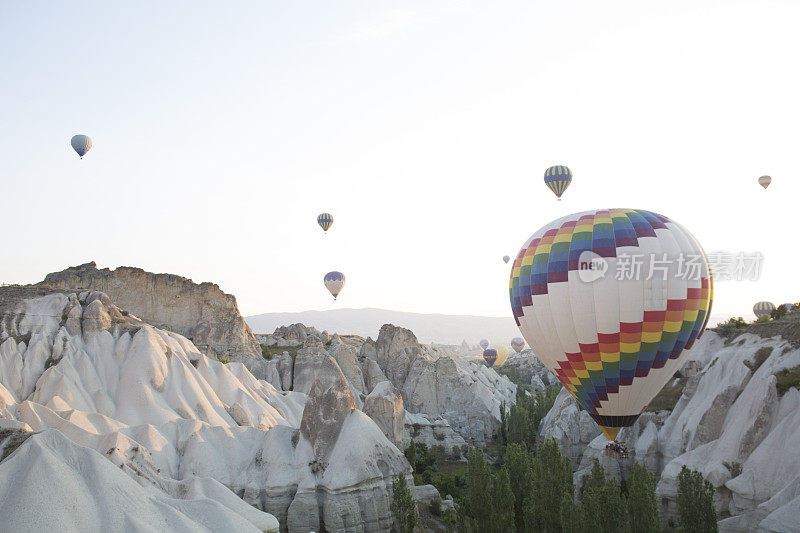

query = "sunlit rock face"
[0, 288, 411, 532]
[372, 324, 517, 445]
[39, 262, 263, 369]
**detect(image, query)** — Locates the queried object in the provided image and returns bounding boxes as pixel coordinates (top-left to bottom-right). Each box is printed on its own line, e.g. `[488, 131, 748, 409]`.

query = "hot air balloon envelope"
[318, 213, 333, 232]
[544, 165, 572, 199]
[511, 337, 526, 353]
[324, 271, 345, 299]
[510, 208, 713, 440]
[483, 349, 497, 366]
[491, 345, 509, 367]
[758, 176, 772, 189]
[753, 301, 775, 318]
[503, 255, 510, 264]
[479, 339, 489, 350]
[71, 135, 92, 158]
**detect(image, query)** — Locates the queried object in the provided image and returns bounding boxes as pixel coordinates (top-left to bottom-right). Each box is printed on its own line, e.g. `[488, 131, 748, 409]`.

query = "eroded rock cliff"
[39, 262, 262, 368]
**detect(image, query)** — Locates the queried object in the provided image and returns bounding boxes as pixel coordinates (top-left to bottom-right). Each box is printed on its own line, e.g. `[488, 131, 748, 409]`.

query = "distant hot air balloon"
[544, 165, 572, 200]
[483, 348, 498, 366]
[491, 345, 509, 367]
[317, 213, 333, 233]
[70, 135, 92, 158]
[479, 339, 489, 350]
[510, 208, 713, 441]
[503, 255, 511, 264]
[758, 175, 772, 189]
[324, 271, 345, 300]
[511, 337, 526, 353]
[753, 301, 775, 318]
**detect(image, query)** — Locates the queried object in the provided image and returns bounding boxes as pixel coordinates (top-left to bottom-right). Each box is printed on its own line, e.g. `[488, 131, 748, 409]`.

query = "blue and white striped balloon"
[317, 213, 333, 232]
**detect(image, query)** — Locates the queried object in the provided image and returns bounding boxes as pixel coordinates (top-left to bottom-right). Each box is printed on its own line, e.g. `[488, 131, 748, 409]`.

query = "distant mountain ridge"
[245, 308, 520, 345]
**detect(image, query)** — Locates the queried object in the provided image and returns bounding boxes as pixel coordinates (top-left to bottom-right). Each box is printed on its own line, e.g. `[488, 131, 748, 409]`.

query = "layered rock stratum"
[39, 262, 263, 369]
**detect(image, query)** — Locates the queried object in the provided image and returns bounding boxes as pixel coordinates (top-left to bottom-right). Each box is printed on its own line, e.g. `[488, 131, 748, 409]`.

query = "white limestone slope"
[0, 429, 278, 533]
[0, 290, 411, 532]
[655, 331, 800, 529]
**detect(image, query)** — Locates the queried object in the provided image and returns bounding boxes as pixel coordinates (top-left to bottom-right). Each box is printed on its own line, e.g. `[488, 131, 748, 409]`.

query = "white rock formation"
[0, 289, 412, 532]
[363, 381, 406, 447]
[0, 428, 279, 532]
[374, 324, 517, 445]
[538, 387, 601, 466]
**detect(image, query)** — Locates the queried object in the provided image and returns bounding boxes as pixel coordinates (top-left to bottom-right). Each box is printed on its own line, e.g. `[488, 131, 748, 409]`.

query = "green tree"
[492, 467, 516, 532]
[405, 439, 436, 478]
[465, 447, 494, 531]
[504, 443, 534, 531]
[627, 463, 660, 532]
[391, 475, 417, 533]
[498, 400, 508, 446]
[560, 489, 580, 533]
[677, 465, 718, 532]
[578, 460, 629, 533]
[507, 404, 532, 448]
[531, 438, 573, 531]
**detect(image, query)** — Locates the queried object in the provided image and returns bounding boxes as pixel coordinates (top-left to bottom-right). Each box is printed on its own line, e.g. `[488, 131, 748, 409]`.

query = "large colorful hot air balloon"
[510, 208, 713, 441]
[758, 175, 772, 189]
[324, 271, 345, 300]
[511, 337, 526, 353]
[503, 255, 511, 264]
[544, 165, 572, 200]
[70, 135, 92, 158]
[491, 345, 509, 367]
[317, 213, 333, 232]
[483, 348, 498, 366]
[753, 301, 775, 318]
[479, 339, 489, 350]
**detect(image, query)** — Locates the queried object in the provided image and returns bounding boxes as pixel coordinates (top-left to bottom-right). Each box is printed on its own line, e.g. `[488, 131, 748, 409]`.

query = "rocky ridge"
[38, 262, 264, 371]
[0, 288, 412, 532]
[262, 323, 517, 447]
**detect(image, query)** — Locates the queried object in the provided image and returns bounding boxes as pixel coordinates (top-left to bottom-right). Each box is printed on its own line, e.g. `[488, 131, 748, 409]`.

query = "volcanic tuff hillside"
[0, 276, 516, 532]
[0, 287, 414, 532]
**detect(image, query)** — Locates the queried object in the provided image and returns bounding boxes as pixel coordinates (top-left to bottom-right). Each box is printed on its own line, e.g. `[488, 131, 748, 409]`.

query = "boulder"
[375, 324, 421, 385]
[413, 484, 441, 505]
[292, 348, 346, 396]
[300, 377, 359, 464]
[329, 342, 366, 395]
[363, 381, 405, 448]
[538, 387, 600, 467]
[361, 358, 388, 394]
[403, 411, 467, 456]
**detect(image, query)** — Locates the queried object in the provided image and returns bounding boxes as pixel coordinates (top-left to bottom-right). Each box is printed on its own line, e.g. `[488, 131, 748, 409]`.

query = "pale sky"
[1, 1, 798, 323]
